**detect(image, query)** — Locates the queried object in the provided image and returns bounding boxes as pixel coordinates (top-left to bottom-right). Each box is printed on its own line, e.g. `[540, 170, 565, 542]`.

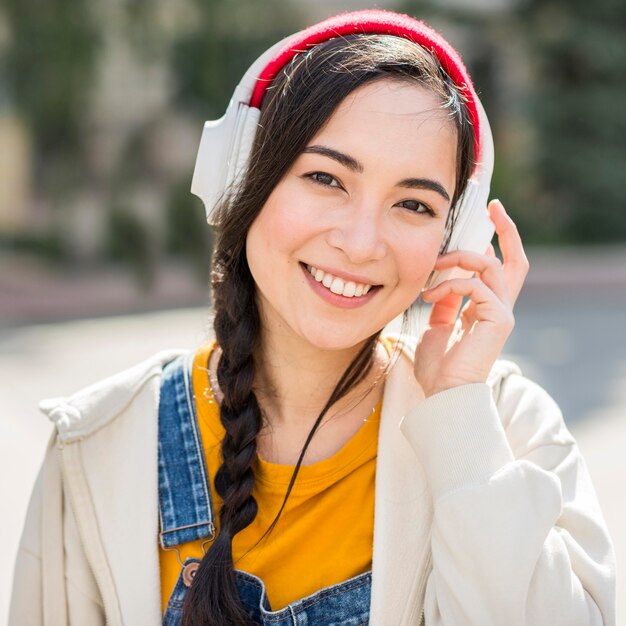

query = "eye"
[304, 171, 343, 189]
[397, 199, 436, 217]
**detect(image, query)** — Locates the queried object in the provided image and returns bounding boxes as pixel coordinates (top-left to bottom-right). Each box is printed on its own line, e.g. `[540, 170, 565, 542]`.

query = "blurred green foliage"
[169, 0, 303, 116]
[165, 177, 213, 284]
[517, 0, 626, 243]
[3, 0, 101, 193]
[0, 230, 68, 261]
[105, 204, 157, 291]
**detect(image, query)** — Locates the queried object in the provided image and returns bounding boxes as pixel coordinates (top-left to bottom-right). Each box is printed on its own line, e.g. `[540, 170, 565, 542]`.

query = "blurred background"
[1, 0, 624, 622]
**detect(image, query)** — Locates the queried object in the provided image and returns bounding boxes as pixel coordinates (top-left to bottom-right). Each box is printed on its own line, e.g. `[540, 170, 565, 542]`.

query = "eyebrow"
[302, 145, 363, 173]
[301, 144, 451, 202]
[397, 177, 451, 203]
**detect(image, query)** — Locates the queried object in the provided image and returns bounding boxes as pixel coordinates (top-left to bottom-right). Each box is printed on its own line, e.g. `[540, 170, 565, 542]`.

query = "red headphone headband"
[249, 9, 481, 163]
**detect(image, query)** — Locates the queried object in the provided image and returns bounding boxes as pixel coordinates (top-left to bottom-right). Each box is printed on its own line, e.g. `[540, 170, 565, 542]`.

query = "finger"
[423, 277, 511, 326]
[488, 200, 529, 303]
[431, 250, 510, 305]
[427, 292, 464, 326]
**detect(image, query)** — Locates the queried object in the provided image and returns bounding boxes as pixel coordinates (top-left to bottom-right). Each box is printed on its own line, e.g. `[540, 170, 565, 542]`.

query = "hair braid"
[182, 260, 262, 626]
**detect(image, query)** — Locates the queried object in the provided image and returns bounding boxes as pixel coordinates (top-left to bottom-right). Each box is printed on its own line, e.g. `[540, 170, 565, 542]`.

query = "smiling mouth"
[304, 263, 380, 298]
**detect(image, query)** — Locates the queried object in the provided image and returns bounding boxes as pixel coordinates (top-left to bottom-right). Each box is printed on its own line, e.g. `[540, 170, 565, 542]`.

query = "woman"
[10, 9, 615, 626]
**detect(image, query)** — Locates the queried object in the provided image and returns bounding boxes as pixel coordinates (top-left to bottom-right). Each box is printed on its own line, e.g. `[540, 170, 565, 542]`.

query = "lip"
[300, 263, 382, 309]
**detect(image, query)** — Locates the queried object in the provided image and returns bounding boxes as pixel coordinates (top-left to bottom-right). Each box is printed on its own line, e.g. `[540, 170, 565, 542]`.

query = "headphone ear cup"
[226, 105, 261, 201]
[191, 101, 260, 225]
[447, 178, 492, 253]
[426, 179, 495, 291]
[190, 38, 287, 225]
[425, 97, 495, 291]
[191, 112, 235, 225]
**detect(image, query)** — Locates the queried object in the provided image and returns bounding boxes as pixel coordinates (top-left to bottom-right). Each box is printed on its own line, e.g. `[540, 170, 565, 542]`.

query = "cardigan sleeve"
[9, 431, 67, 626]
[9, 430, 105, 626]
[9, 458, 45, 626]
[399, 370, 616, 626]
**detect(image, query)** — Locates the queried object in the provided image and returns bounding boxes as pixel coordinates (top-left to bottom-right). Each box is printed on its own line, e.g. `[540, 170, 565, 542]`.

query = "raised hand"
[414, 200, 529, 398]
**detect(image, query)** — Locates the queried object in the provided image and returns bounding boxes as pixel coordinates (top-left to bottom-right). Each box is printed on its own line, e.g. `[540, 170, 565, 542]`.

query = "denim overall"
[159, 353, 372, 626]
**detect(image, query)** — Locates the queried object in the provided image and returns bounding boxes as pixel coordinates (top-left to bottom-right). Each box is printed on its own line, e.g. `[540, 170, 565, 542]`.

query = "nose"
[325, 202, 387, 264]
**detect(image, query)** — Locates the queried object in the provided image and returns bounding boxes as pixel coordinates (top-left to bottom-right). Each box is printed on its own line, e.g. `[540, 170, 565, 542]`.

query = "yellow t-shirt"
[159, 342, 382, 613]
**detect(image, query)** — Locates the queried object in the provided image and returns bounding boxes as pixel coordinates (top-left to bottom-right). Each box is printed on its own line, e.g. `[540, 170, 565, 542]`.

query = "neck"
[253, 329, 386, 431]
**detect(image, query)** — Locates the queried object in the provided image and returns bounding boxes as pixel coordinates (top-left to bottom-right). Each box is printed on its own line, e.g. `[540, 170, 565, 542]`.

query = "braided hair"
[182, 33, 476, 625]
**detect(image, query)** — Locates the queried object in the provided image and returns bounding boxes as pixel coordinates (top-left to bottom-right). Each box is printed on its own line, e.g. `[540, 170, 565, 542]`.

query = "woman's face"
[246, 78, 458, 351]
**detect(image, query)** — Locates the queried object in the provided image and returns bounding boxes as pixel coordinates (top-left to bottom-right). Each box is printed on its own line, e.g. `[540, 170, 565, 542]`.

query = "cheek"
[395, 227, 446, 287]
[250, 187, 320, 257]
[246, 188, 315, 279]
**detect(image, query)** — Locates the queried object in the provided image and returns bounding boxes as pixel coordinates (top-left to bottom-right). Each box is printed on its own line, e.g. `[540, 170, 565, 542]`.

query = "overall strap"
[158, 352, 216, 548]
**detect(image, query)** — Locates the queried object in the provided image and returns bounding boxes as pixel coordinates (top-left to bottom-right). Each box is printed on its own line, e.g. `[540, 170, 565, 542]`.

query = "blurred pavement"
[1, 247, 625, 623]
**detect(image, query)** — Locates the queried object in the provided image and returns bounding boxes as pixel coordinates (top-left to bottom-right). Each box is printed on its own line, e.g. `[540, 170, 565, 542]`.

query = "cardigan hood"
[38, 349, 185, 443]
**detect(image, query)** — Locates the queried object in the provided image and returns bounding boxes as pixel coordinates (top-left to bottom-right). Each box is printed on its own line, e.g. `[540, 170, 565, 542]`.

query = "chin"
[296, 319, 382, 352]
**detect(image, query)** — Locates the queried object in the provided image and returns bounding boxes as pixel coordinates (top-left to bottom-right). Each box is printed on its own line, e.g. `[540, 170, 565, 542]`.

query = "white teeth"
[305, 264, 373, 298]
[343, 282, 356, 297]
[330, 277, 344, 294]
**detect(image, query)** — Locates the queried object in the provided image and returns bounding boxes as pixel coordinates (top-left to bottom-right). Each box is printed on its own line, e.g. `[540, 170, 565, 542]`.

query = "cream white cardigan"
[10, 341, 615, 625]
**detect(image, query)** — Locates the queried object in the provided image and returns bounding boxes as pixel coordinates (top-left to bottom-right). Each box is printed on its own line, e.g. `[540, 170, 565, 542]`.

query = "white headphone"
[190, 12, 495, 289]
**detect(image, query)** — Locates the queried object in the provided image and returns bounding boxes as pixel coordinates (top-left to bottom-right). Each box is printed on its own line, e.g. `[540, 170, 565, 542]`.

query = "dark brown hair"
[182, 33, 476, 626]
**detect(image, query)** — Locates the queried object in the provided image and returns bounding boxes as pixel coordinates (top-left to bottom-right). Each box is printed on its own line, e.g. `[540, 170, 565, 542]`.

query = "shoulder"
[490, 361, 576, 456]
[39, 348, 189, 443]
